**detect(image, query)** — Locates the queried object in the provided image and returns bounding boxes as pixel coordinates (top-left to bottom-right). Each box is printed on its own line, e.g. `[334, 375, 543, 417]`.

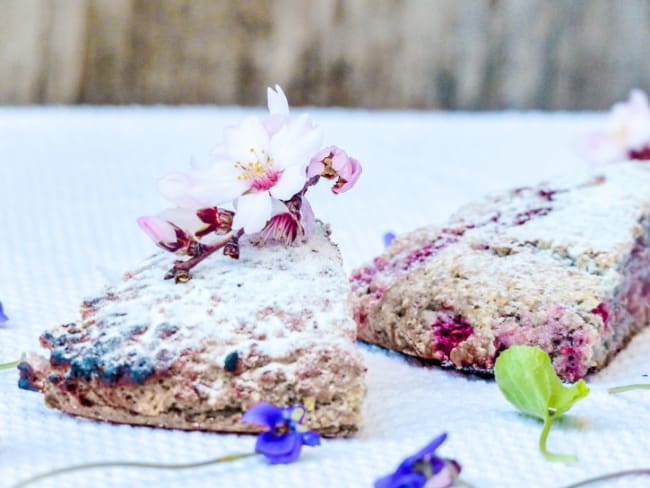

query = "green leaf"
[550, 376, 590, 417]
[494, 345, 589, 462]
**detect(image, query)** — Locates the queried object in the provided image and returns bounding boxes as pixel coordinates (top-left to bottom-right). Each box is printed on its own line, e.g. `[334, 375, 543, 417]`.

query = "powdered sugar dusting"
[352, 162, 650, 380]
[353, 163, 650, 300]
[40, 221, 360, 393]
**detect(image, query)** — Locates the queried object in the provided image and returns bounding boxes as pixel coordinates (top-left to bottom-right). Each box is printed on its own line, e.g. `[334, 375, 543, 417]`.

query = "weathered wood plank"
[0, 0, 648, 108]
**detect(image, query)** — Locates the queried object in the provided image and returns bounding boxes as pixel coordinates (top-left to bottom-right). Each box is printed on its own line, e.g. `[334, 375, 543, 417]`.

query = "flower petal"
[158, 208, 205, 235]
[384, 232, 396, 247]
[307, 160, 325, 179]
[269, 163, 308, 201]
[0, 301, 8, 323]
[332, 157, 362, 194]
[223, 117, 270, 164]
[585, 89, 650, 163]
[233, 192, 273, 234]
[240, 402, 284, 429]
[255, 432, 303, 464]
[578, 133, 627, 164]
[157, 172, 207, 208]
[263, 114, 289, 136]
[137, 216, 179, 245]
[267, 85, 290, 117]
[423, 464, 455, 488]
[301, 430, 321, 447]
[270, 114, 323, 171]
[402, 433, 448, 471]
[301, 197, 315, 239]
[158, 164, 247, 208]
[374, 471, 427, 488]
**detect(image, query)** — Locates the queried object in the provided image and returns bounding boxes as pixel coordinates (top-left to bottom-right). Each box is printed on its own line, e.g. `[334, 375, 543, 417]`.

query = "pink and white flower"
[582, 89, 650, 163]
[137, 215, 192, 254]
[138, 84, 362, 280]
[137, 207, 233, 253]
[254, 198, 315, 246]
[159, 86, 322, 234]
[263, 84, 290, 135]
[308, 146, 362, 193]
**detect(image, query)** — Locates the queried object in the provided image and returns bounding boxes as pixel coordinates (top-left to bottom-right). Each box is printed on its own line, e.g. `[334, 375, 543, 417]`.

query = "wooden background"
[1, 0, 649, 109]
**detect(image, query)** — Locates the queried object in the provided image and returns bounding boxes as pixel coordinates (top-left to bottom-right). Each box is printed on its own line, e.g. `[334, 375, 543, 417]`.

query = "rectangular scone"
[351, 162, 650, 382]
[19, 222, 365, 436]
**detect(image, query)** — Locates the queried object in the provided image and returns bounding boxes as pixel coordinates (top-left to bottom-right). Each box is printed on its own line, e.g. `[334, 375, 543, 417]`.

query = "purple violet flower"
[384, 232, 396, 247]
[375, 433, 461, 488]
[0, 301, 8, 323]
[241, 402, 321, 464]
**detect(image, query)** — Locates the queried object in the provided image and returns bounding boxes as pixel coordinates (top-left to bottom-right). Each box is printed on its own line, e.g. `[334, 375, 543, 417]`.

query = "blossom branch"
[164, 230, 242, 283]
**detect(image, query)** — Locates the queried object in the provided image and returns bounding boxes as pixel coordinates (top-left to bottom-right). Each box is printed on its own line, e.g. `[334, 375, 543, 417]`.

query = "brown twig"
[165, 231, 236, 282]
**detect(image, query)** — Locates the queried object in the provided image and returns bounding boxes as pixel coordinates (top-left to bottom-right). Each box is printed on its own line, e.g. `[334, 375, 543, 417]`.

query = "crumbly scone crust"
[22, 222, 365, 436]
[351, 163, 650, 381]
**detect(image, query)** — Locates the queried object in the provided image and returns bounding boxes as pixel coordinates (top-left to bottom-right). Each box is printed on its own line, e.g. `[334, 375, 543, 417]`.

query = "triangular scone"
[20, 222, 365, 436]
[351, 162, 650, 382]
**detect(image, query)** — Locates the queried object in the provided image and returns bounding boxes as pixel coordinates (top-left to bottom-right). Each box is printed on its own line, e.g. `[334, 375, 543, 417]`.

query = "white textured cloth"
[1, 107, 649, 488]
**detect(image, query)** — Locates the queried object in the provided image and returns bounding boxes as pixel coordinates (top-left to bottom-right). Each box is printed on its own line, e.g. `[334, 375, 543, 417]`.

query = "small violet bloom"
[375, 433, 461, 488]
[308, 145, 362, 194]
[582, 89, 650, 163]
[383, 232, 396, 248]
[159, 85, 323, 234]
[241, 402, 321, 464]
[0, 301, 7, 323]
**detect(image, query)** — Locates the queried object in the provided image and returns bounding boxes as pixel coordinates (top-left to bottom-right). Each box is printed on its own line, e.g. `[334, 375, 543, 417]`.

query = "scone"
[20, 222, 365, 436]
[351, 162, 650, 381]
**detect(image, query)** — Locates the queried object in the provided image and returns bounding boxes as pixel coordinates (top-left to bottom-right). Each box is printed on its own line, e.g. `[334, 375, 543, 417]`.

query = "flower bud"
[308, 146, 362, 193]
[137, 216, 191, 254]
[196, 207, 234, 237]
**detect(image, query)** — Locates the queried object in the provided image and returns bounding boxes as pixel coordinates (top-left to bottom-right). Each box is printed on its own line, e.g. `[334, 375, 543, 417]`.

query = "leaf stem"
[560, 468, 650, 488]
[12, 452, 259, 488]
[608, 384, 650, 394]
[539, 414, 577, 463]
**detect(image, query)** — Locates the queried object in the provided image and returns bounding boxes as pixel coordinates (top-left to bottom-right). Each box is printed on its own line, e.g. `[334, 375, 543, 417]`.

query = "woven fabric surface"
[0, 107, 648, 488]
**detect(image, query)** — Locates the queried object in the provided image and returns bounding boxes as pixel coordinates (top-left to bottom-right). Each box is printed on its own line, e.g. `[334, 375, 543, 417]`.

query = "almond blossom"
[139, 85, 361, 282]
[159, 86, 322, 234]
[582, 89, 650, 163]
[253, 198, 314, 246]
[137, 207, 234, 255]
